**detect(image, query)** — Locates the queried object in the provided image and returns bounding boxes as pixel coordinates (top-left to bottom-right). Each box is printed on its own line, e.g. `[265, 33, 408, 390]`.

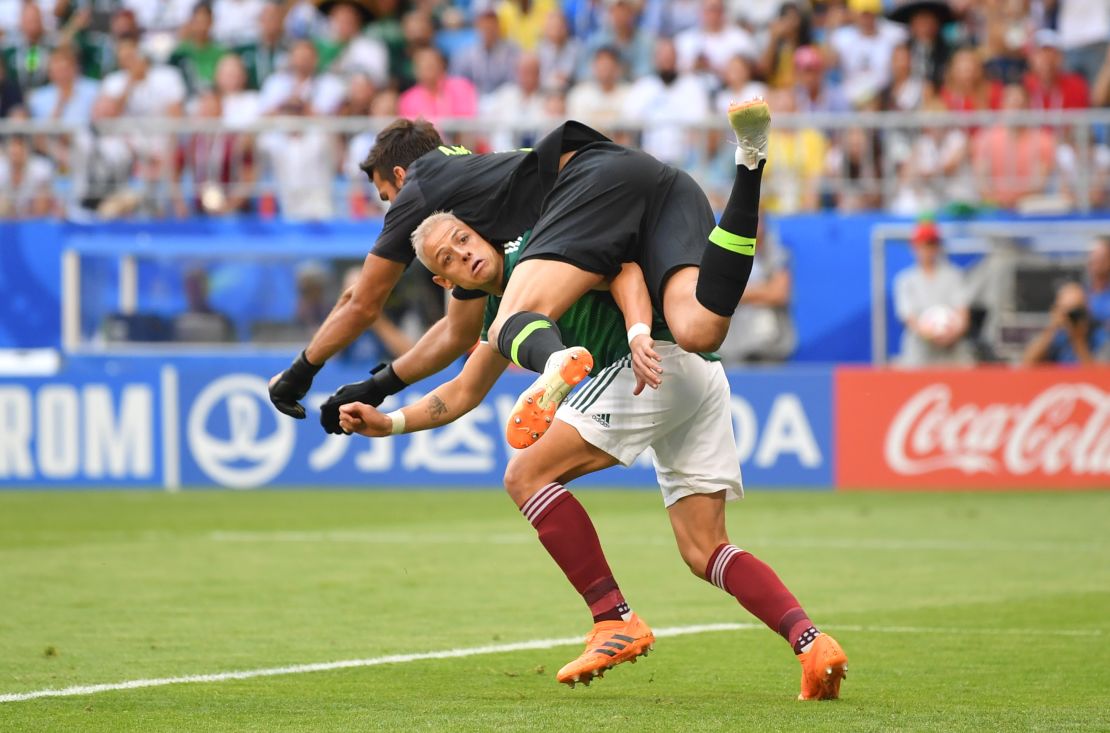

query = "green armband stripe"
[510, 320, 552, 368]
[709, 227, 757, 255]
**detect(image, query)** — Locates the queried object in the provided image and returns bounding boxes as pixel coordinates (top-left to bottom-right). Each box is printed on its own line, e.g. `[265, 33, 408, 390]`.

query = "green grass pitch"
[0, 488, 1107, 732]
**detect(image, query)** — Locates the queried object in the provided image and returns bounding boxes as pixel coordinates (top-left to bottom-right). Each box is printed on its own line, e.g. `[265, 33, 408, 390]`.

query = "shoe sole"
[559, 634, 656, 688]
[798, 649, 848, 701]
[727, 98, 771, 134]
[506, 349, 593, 449]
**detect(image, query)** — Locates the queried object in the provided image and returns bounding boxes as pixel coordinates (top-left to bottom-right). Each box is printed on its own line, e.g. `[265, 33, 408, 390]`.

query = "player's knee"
[502, 459, 534, 507]
[671, 323, 724, 354]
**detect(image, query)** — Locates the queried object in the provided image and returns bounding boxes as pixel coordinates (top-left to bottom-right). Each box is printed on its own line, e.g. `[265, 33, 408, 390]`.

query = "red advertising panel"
[836, 368, 1110, 489]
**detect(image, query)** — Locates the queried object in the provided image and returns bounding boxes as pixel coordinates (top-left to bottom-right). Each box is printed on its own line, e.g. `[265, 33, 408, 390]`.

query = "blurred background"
[0, 0, 1107, 491]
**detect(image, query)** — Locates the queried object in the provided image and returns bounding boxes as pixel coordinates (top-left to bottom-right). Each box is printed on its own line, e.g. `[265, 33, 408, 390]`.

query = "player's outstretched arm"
[319, 295, 487, 433]
[339, 343, 509, 437]
[269, 253, 405, 419]
[609, 261, 662, 394]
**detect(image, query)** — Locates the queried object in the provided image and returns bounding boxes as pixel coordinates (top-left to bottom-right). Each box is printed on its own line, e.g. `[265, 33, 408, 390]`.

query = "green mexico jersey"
[480, 232, 715, 370]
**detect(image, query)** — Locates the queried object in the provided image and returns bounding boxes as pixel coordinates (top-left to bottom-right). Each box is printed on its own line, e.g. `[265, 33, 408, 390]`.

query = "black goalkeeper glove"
[319, 362, 408, 434]
[268, 351, 323, 419]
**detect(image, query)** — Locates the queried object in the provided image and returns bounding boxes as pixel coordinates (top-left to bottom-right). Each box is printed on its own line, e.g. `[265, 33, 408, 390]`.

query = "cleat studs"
[531, 432, 539, 439]
[545, 417, 551, 423]
[526, 397, 533, 404]
[514, 417, 521, 424]
[825, 667, 833, 675]
[629, 657, 636, 664]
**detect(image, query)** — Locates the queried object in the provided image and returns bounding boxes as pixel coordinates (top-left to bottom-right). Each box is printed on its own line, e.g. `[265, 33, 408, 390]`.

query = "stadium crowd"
[0, 0, 1109, 220]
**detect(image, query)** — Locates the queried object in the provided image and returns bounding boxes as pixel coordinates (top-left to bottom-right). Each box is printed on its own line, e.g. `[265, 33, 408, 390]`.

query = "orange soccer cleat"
[506, 347, 593, 449]
[556, 613, 655, 688]
[797, 633, 848, 701]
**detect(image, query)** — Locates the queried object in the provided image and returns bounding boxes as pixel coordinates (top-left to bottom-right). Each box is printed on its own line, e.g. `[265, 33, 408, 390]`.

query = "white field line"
[0, 622, 1101, 704]
[207, 530, 1105, 553]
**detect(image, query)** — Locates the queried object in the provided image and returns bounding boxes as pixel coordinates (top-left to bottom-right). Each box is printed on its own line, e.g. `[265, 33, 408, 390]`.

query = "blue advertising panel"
[0, 356, 833, 490]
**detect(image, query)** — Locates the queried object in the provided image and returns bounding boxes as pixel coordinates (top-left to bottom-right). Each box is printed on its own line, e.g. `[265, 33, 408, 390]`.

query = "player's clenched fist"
[338, 402, 392, 437]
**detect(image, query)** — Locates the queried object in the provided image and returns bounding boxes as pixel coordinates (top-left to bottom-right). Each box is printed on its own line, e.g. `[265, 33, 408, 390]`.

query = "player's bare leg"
[504, 421, 655, 687]
[664, 98, 770, 354]
[667, 491, 848, 700]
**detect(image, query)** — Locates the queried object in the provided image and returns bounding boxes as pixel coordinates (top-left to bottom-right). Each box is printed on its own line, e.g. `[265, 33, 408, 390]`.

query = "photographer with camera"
[1022, 281, 1109, 365]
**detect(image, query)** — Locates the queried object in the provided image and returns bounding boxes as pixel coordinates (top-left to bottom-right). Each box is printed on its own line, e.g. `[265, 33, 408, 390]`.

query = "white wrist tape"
[387, 410, 406, 435]
[627, 323, 652, 344]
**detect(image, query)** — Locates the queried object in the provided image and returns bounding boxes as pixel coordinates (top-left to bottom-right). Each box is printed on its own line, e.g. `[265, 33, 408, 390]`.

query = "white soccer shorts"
[555, 342, 744, 507]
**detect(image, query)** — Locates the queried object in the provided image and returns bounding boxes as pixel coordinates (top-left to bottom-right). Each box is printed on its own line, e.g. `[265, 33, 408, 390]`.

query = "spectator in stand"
[70, 95, 136, 218]
[717, 217, 797, 364]
[758, 2, 812, 90]
[675, 0, 756, 80]
[0, 58, 22, 116]
[315, 0, 389, 86]
[580, 0, 653, 82]
[28, 45, 97, 123]
[258, 98, 336, 220]
[980, 3, 1028, 85]
[763, 87, 827, 213]
[1086, 236, 1110, 330]
[120, 0, 196, 38]
[887, 0, 953, 88]
[293, 260, 334, 328]
[235, 1, 289, 90]
[335, 264, 415, 364]
[827, 126, 884, 210]
[536, 9, 580, 92]
[890, 98, 975, 215]
[566, 45, 628, 135]
[940, 47, 1002, 111]
[399, 45, 478, 120]
[497, 0, 557, 52]
[214, 52, 261, 128]
[73, 6, 141, 81]
[639, 0, 700, 37]
[212, 0, 269, 46]
[2, 2, 54, 90]
[0, 133, 55, 218]
[100, 36, 187, 116]
[828, 0, 907, 106]
[484, 52, 550, 150]
[714, 53, 768, 114]
[169, 2, 230, 94]
[1024, 28, 1089, 110]
[972, 83, 1055, 209]
[880, 41, 929, 110]
[174, 89, 256, 217]
[337, 70, 375, 116]
[365, 0, 405, 78]
[174, 267, 236, 342]
[259, 38, 346, 115]
[622, 37, 709, 167]
[393, 8, 435, 90]
[893, 219, 975, 367]
[793, 45, 849, 113]
[1022, 282, 1109, 365]
[450, 5, 520, 98]
[1057, 0, 1110, 85]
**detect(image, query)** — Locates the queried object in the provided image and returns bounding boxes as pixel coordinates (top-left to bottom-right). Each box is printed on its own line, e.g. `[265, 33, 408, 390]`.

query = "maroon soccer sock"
[706, 543, 819, 654]
[520, 482, 630, 623]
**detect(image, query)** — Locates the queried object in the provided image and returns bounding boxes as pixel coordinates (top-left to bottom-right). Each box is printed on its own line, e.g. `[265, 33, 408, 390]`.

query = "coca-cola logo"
[885, 383, 1110, 476]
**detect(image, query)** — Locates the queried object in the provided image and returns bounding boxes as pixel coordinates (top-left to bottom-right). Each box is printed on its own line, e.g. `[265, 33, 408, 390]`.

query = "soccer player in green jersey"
[336, 211, 849, 700]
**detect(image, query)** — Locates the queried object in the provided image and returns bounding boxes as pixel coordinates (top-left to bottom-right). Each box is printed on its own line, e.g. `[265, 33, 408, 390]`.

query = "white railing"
[1, 109, 1110, 219]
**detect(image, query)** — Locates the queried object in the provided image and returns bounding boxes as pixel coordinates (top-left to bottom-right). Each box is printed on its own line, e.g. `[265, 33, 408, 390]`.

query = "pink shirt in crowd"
[398, 77, 478, 120]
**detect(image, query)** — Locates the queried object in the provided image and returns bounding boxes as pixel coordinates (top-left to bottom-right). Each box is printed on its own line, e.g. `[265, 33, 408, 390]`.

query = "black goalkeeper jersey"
[370, 146, 541, 266]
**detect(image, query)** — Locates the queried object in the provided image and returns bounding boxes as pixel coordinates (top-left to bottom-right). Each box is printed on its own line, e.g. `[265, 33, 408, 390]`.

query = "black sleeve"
[370, 181, 428, 265]
[451, 286, 487, 300]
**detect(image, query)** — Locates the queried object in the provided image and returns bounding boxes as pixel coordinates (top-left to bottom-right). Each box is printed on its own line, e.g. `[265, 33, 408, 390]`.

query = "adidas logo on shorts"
[591, 413, 610, 428]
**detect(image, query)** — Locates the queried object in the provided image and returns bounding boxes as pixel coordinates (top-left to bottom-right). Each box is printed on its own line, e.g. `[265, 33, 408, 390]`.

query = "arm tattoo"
[428, 394, 448, 420]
